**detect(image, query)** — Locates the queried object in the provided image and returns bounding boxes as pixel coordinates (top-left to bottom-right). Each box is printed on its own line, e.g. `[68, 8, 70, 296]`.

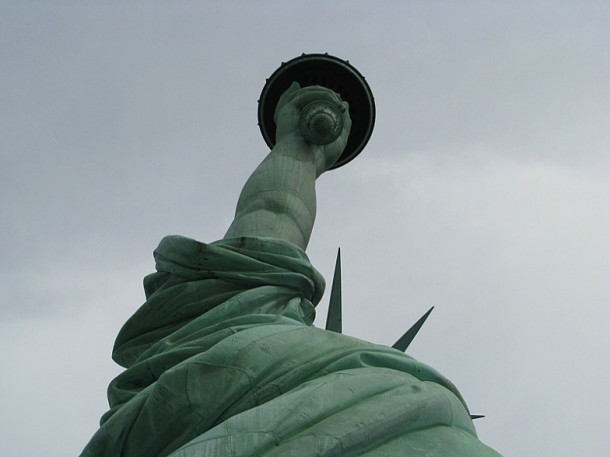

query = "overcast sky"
[1, 2, 608, 456]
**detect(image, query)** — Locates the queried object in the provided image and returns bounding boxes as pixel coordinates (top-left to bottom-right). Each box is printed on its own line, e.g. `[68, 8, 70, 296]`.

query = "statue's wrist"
[272, 133, 335, 178]
[272, 135, 319, 163]
[275, 131, 310, 148]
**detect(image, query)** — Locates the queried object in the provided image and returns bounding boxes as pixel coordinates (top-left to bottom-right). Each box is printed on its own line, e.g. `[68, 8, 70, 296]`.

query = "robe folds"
[80, 235, 501, 457]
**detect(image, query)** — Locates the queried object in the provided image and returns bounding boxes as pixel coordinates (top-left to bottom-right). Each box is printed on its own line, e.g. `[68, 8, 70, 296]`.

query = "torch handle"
[297, 100, 344, 145]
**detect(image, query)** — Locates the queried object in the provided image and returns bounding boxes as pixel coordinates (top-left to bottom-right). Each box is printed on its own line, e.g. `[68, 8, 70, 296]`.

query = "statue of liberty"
[80, 54, 501, 457]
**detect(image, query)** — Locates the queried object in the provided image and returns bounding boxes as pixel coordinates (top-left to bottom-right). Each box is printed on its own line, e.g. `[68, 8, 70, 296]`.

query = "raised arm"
[224, 83, 351, 250]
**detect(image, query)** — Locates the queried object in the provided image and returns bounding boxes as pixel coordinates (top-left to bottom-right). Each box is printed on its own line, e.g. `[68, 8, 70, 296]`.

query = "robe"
[80, 235, 501, 457]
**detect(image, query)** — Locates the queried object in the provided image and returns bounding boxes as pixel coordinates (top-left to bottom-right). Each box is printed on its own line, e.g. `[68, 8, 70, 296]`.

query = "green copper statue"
[80, 55, 501, 457]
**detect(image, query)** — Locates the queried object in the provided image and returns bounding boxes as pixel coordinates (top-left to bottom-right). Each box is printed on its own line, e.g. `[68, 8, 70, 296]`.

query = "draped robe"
[80, 235, 501, 457]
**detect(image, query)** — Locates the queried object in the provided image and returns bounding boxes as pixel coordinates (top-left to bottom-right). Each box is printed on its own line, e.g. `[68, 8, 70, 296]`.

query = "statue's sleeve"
[110, 235, 325, 368]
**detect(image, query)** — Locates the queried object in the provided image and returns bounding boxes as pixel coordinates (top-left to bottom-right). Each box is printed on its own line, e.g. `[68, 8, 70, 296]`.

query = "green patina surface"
[80, 235, 501, 457]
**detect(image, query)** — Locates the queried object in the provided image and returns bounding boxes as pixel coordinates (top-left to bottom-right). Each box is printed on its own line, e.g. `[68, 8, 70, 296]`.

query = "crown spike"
[391, 306, 434, 352]
[325, 248, 342, 333]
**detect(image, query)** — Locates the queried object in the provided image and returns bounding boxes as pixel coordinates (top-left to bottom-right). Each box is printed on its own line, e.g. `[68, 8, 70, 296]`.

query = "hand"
[274, 82, 352, 176]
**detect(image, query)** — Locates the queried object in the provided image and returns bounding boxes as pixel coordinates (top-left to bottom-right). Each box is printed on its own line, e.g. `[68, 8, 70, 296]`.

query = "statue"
[80, 54, 502, 456]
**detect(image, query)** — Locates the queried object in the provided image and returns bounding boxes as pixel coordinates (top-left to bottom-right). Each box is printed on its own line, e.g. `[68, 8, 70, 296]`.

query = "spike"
[391, 306, 434, 352]
[325, 248, 342, 333]
[470, 415, 485, 420]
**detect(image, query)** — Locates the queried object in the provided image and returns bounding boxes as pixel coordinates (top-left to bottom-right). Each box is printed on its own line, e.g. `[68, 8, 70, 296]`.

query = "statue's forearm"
[224, 138, 318, 249]
[224, 83, 350, 249]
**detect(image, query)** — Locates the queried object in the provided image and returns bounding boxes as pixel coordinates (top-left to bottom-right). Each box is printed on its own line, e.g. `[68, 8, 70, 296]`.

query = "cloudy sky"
[1, 2, 608, 456]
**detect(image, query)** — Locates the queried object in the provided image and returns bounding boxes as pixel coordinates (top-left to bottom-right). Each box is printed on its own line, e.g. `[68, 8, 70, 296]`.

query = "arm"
[224, 83, 351, 250]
